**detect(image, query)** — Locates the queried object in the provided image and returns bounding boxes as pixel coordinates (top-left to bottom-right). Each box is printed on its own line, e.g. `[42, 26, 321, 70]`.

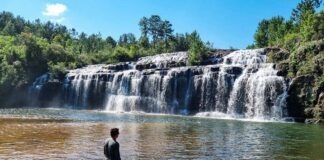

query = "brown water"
[0, 108, 324, 159]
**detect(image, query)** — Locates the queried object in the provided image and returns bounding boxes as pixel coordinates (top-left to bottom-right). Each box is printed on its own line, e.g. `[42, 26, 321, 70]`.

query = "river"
[0, 108, 323, 159]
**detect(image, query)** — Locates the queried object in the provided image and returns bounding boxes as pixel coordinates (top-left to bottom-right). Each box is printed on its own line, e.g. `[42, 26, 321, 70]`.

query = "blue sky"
[0, 0, 303, 49]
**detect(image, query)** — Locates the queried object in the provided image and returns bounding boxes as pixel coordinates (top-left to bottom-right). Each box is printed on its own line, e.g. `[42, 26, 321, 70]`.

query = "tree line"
[0, 13, 209, 105]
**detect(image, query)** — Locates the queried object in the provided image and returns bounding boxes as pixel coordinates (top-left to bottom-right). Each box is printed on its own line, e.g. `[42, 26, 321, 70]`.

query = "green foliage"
[267, 50, 290, 63]
[300, 11, 316, 41]
[254, 20, 269, 47]
[0, 11, 211, 106]
[252, 0, 323, 49]
[283, 33, 301, 52]
[297, 60, 315, 76]
[246, 44, 256, 49]
[291, 0, 322, 25]
[106, 36, 117, 48]
[139, 15, 174, 48]
[118, 33, 136, 46]
[188, 31, 207, 65]
[254, 16, 289, 48]
[113, 46, 132, 62]
[312, 10, 324, 40]
[48, 61, 68, 80]
[289, 40, 323, 76]
[304, 76, 324, 121]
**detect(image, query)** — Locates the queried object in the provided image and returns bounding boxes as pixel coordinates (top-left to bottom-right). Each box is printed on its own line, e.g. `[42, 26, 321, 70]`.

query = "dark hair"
[110, 128, 119, 137]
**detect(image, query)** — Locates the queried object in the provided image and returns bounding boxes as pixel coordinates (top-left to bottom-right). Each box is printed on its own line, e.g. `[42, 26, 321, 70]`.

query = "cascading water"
[30, 49, 288, 120]
[223, 49, 287, 120]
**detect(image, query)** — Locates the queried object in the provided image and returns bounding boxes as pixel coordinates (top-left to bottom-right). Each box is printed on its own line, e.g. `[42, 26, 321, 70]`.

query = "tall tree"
[139, 17, 149, 38]
[254, 20, 270, 47]
[118, 33, 136, 46]
[291, 0, 323, 25]
[161, 20, 173, 41]
[105, 36, 117, 48]
[312, 10, 324, 40]
[188, 31, 207, 65]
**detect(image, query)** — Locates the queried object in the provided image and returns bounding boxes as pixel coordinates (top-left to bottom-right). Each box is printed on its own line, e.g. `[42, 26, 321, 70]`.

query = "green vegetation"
[0, 13, 209, 105]
[250, 0, 324, 121]
[188, 31, 208, 65]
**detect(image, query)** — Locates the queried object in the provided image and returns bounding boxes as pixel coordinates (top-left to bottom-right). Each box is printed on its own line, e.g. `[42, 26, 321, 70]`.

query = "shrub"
[113, 46, 131, 62]
[188, 31, 207, 65]
[48, 61, 68, 80]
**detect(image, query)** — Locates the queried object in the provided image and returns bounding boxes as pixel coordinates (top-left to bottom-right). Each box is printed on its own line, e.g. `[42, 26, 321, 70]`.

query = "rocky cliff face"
[286, 75, 315, 120]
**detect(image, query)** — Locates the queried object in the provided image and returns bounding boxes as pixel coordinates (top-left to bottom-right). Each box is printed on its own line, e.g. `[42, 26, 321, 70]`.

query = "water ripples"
[0, 108, 324, 159]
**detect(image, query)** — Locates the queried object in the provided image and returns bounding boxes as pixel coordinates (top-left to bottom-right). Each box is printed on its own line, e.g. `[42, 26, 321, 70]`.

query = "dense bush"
[188, 31, 207, 65]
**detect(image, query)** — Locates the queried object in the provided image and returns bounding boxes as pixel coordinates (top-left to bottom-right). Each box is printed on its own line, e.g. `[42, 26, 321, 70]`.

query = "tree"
[291, 0, 323, 25]
[300, 11, 316, 41]
[42, 21, 55, 41]
[174, 33, 190, 51]
[139, 36, 150, 48]
[161, 20, 174, 48]
[105, 36, 116, 48]
[188, 31, 207, 65]
[78, 32, 87, 53]
[138, 15, 175, 52]
[139, 17, 149, 38]
[148, 15, 162, 45]
[113, 46, 131, 62]
[312, 10, 324, 40]
[267, 16, 287, 46]
[0, 11, 14, 30]
[246, 44, 256, 49]
[254, 20, 270, 47]
[2, 21, 16, 35]
[118, 33, 136, 46]
[254, 16, 290, 47]
[20, 32, 48, 82]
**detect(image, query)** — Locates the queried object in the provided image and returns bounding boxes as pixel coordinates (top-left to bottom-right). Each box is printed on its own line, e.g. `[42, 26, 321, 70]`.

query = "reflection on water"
[0, 108, 324, 159]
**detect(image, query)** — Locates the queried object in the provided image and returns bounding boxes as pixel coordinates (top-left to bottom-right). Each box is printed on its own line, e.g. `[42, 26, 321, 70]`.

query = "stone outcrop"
[286, 75, 315, 119]
[264, 47, 290, 63]
[29, 73, 63, 107]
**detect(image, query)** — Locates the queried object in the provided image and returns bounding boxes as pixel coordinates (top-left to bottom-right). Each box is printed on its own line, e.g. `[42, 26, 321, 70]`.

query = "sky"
[0, 0, 303, 49]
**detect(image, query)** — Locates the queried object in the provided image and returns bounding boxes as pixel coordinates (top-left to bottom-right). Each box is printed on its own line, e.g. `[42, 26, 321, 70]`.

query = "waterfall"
[224, 49, 287, 120]
[30, 49, 288, 120]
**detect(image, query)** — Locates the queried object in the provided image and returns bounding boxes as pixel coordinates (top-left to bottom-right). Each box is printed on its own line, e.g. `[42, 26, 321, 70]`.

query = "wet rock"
[136, 52, 188, 70]
[142, 70, 155, 75]
[224, 66, 243, 75]
[38, 81, 63, 106]
[276, 60, 289, 77]
[208, 49, 235, 58]
[106, 63, 130, 71]
[316, 92, 324, 109]
[210, 66, 220, 72]
[286, 75, 315, 118]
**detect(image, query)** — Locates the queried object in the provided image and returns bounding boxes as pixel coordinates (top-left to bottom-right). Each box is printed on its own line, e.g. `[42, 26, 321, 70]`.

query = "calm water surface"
[0, 108, 324, 159]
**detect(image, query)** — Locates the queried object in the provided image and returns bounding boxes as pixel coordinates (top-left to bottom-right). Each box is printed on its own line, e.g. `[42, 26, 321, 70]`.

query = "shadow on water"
[0, 108, 324, 159]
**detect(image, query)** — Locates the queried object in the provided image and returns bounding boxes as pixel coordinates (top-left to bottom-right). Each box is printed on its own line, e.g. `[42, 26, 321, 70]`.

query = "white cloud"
[43, 3, 67, 17]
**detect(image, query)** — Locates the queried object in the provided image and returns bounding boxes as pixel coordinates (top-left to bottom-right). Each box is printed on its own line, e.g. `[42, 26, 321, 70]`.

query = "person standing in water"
[104, 128, 121, 160]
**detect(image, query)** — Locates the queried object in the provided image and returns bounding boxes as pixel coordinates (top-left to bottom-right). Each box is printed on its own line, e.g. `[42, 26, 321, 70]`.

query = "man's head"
[110, 128, 119, 139]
